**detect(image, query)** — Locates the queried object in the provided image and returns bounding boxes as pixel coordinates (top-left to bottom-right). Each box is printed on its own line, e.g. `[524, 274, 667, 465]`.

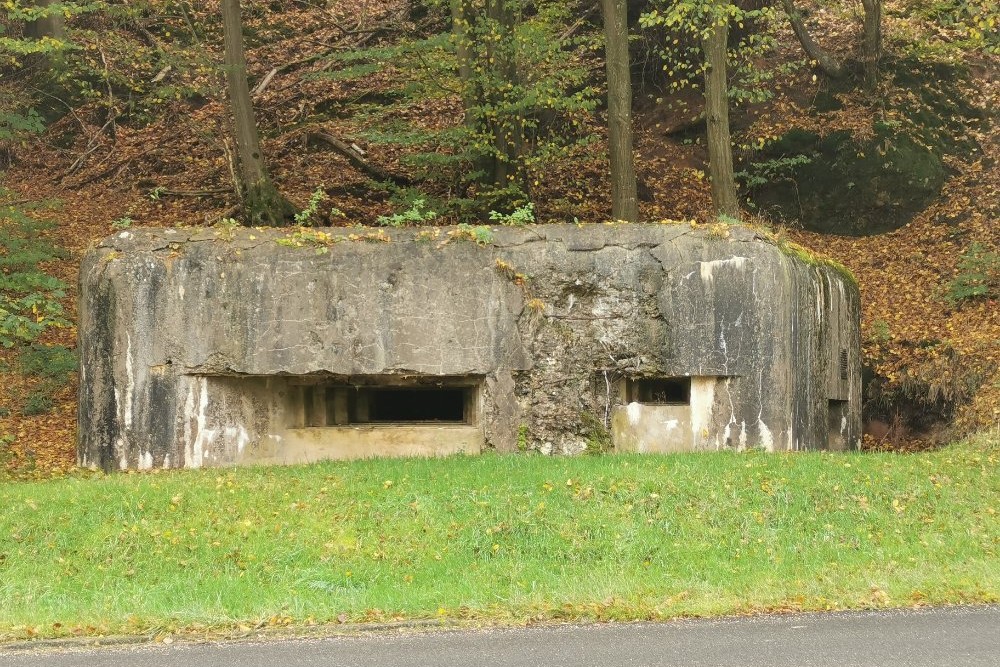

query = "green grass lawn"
[1, 435, 998, 641]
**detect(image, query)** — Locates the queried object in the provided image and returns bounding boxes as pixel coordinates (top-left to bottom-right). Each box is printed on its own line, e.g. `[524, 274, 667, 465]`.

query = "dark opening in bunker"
[367, 389, 467, 423]
[631, 377, 691, 405]
[296, 380, 478, 427]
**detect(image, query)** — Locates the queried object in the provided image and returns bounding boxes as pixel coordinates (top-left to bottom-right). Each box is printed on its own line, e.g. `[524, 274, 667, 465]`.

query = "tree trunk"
[701, 16, 740, 219]
[485, 0, 523, 189]
[451, 0, 475, 127]
[221, 0, 294, 226]
[859, 0, 882, 93]
[26, 0, 64, 40]
[780, 0, 845, 78]
[23, 0, 65, 71]
[600, 0, 639, 222]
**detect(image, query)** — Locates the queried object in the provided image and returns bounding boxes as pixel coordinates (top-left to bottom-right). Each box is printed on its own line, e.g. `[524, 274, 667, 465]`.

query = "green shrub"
[450, 223, 493, 245]
[377, 199, 438, 227]
[19, 344, 77, 382]
[872, 320, 892, 344]
[737, 154, 813, 190]
[0, 107, 44, 142]
[22, 388, 55, 416]
[581, 412, 613, 455]
[0, 200, 69, 347]
[295, 186, 339, 226]
[909, 0, 1000, 56]
[489, 202, 535, 226]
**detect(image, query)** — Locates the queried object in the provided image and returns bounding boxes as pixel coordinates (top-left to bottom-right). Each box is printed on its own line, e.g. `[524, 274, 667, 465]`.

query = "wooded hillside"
[1, 0, 997, 477]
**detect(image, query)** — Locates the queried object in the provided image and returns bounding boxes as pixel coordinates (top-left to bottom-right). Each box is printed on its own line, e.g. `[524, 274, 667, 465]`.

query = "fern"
[944, 243, 1000, 306]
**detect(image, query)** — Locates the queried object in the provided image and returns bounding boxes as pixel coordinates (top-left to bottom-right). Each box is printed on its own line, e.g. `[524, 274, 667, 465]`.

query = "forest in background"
[0, 0, 997, 477]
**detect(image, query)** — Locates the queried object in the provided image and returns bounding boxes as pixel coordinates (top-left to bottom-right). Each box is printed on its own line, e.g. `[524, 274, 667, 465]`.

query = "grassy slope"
[1, 437, 997, 640]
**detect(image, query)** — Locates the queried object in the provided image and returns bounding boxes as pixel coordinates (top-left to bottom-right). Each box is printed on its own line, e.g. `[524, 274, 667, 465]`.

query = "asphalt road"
[3, 606, 998, 667]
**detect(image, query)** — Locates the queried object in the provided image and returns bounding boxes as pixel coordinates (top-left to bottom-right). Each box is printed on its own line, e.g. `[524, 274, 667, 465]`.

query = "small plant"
[525, 298, 546, 313]
[0, 109, 44, 143]
[214, 217, 241, 241]
[872, 320, 892, 344]
[707, 212, 741, 238]
[345, 229, 391, 244]
[22, 389, 55, 416]
[277, 228, 390, 251]
[448, 224, 493, 246]
[581, 412, 613, 455]
[111, 216, 133, 230]
[944, 242, 1000, 306]
[277, 228, 339, 249]
[377, 199, 438, 228]
[494, 259, 526, 285]
[294, 186, 333, 226]
[707, 222, 733, 239]
[516, 425, 531, 452]
[489, 203, 535, 227]
[16, 344, 73, 417]
[415, 229, 442, 242]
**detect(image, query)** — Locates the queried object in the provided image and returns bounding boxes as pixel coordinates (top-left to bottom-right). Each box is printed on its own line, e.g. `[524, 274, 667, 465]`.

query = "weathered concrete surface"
[78, 223, 862, 470]
[613, 403, 693, 453]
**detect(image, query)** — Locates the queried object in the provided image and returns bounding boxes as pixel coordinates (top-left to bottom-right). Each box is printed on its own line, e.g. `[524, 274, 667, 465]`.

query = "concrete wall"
[78, 223, 862, 470]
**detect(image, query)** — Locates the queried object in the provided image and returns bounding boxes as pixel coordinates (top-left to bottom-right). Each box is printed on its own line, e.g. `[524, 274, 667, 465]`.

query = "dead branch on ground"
[304, 130, 411, 186]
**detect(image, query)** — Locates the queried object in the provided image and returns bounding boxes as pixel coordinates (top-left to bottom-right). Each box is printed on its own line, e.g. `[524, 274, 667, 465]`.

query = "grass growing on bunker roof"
[0, 434, 998, 641]
[756, 229, 859, 287]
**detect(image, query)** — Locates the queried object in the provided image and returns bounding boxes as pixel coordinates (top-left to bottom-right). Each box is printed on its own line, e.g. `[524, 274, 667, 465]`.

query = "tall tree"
[640, 0, 746, 218]
[859, 0, 882, 92]
[221, 0, 294, 226]
[451, 0, 475, 127]
[701, 10, 739, 218]
[484, 0, 523, 188]
[600, 0, 639, 222]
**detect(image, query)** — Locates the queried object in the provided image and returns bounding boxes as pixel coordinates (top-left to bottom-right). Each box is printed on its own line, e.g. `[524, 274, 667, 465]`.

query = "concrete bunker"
[78, 223, 862, 470]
